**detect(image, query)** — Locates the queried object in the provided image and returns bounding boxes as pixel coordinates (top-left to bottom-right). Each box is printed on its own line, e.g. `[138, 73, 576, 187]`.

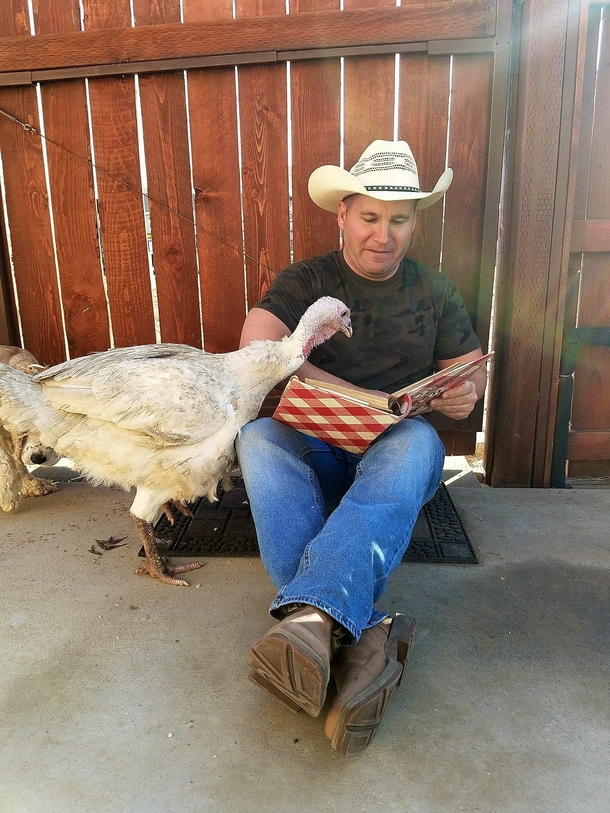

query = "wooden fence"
[487, 0, 610, 484]
[0, 0, 512, 454]
[565, 3, 610, 476]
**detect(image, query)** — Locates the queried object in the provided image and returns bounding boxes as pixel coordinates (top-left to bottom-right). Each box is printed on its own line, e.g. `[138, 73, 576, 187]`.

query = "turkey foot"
[135, 557, 202, 586]
[20, 474, 58, 498]
[133, 515, 203, 586]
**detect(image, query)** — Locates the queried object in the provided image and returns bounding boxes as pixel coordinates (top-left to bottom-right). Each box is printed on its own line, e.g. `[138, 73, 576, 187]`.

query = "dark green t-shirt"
[253, 250, 481, 393]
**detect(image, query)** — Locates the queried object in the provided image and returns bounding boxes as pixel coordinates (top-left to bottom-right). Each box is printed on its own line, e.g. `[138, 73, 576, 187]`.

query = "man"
[236, 140, 486, 755]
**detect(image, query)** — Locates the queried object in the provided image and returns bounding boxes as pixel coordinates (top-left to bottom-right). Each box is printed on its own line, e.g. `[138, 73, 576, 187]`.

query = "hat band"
[363, 185, 421, 193]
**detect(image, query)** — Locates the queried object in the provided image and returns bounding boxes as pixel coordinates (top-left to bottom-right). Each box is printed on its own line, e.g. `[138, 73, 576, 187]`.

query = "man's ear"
[337, 200, 347, 230]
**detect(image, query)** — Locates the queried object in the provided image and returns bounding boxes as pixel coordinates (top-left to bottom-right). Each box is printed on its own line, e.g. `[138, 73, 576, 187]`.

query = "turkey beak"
[339, 316, 353, 338]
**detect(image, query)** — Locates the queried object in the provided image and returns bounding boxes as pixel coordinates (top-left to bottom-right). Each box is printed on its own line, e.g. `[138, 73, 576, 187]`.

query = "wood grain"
[34, 0, 111, 358]
[83, 0, 155, 347]
[237, 0, 291, 307]
[568, 429, 610, 460]
[290, 0, 341, 261]
[135, 0, 201, 347]
[398, 52, 450, 272]
[442, 53, 493, 322]
[570, 219, 610, 252]
[0, 0, 65, 364]
[488, 0, 573, 485]
[0, 3, 493, 73]
[343, 0, 395, 169]
[568, 10, 610, 463]
[183, 0, 247, 353]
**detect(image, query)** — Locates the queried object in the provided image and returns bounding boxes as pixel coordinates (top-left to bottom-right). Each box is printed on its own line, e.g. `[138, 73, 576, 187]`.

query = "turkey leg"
[133, 515, 202, 587]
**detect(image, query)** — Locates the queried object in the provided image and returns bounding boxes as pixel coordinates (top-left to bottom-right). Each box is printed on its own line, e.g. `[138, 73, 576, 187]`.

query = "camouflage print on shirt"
[253, 251, 481, 393]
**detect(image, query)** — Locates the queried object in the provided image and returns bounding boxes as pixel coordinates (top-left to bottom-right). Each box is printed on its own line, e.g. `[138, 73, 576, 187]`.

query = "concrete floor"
[0, 460, 608, 813]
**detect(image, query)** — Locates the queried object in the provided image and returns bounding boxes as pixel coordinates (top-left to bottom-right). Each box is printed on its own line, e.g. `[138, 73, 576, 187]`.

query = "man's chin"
[363, 257, 400, 278]
[343, 249, 402, 280]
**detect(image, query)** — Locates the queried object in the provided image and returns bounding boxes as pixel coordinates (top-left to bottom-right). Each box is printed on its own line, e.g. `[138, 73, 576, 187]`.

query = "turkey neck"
[222, 329, 317, 424]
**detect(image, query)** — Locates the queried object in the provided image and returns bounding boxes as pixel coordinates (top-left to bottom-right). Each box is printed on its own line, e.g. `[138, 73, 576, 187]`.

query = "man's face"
[337, 195, 417, 282]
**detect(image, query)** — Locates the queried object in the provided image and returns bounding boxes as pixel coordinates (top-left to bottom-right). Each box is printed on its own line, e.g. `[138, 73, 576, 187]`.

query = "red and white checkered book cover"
[272, 377, 410, 454]
[272, 354, 493, 453]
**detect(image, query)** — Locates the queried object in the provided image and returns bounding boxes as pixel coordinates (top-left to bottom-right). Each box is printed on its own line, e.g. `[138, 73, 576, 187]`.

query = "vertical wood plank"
[134, 0, 202, 347]
[571, 5, 602, 223]
[442, 53, 493, 323]
[290, 0, 341, 261]
[34, 0, 111, 359]
[0, 210, 18, 345]
[488, 0, 573, 486]
[439, 53, 493, 455]
[237, 0, 291, 306]
[343, 0, 395, 170]
[398, 52, 450, 272]
[82, 0, 156, 348]
[183, 0, 246, 352]
[0, 3, 65, 365]
[571, 10, 610, 434]
[572, 253, 610, 429]
[583, 6, 609, 223]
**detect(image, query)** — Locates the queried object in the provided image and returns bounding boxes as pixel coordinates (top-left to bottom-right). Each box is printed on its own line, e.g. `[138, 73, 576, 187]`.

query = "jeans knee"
[377, 416, 442, 456]
[361, 417, 444, 490]
[409, 417, 445, 456]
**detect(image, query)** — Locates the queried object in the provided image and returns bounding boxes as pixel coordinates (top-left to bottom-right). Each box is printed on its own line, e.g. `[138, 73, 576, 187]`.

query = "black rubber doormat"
[142, 478, 478, 564]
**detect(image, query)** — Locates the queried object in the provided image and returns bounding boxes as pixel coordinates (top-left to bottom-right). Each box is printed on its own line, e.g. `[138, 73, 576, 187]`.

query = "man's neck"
[340, 248, 404, 282]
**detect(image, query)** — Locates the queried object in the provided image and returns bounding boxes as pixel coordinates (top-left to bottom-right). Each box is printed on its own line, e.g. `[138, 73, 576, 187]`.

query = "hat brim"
[308, 166, 453, 213]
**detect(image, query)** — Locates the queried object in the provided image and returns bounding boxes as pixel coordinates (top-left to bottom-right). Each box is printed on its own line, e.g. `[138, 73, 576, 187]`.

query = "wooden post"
[486, 0, 588, 486]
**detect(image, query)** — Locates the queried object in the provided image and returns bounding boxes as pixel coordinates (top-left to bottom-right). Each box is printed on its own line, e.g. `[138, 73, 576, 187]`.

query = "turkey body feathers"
[0, 297, 352, 526]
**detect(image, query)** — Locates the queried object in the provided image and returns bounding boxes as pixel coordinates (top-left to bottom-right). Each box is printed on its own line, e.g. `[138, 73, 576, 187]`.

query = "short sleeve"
[434, 277, 482, 360]
[251, 258, 326, 332]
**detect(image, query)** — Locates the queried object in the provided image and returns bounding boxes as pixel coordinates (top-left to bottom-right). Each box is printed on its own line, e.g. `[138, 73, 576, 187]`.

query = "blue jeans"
[236, 416, 445, 641]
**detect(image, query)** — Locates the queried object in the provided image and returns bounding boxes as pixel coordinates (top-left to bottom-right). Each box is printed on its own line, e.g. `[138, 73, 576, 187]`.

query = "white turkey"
[0, 297, 352, 585]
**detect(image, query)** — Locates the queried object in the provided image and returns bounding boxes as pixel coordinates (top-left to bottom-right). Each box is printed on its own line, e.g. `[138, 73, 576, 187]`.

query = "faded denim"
[236, 416, 445, 641]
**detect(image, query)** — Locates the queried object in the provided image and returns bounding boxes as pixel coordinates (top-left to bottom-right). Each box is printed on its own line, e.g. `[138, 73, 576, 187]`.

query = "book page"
[388, 352, 494, 415]
[302, 378, 391, 412]
[303, 352, 492, 418]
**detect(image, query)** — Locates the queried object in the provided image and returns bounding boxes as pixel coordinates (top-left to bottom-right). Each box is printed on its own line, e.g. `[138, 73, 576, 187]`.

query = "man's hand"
[429, 351, 487, 420]
[429, 379, 479, 420]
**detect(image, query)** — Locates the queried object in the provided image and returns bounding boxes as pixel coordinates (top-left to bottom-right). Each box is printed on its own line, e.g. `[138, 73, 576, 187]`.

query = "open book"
[272, 352, 493, 454]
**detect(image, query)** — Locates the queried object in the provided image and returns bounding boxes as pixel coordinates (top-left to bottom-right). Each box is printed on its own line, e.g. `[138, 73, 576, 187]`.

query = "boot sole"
[248, 670, 302, 713]
[245, 629, 330, 717]
[329, 614, 416, 755]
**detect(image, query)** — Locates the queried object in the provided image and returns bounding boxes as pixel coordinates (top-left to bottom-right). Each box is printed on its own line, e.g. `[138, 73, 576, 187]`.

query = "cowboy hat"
[308, 139, 453, 213]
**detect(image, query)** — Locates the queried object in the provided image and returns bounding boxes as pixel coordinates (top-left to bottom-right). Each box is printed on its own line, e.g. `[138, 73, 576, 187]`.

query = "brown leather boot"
[324, 614, 416, 755]
[245, 606, 336, 717]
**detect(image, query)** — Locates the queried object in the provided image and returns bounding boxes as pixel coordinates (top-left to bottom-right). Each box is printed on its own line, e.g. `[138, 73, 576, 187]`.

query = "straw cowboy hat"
[308, 139, 453, 213]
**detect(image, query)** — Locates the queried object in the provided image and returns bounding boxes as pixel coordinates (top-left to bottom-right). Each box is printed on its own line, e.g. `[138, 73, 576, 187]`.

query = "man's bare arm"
[240, 309, 487, 418]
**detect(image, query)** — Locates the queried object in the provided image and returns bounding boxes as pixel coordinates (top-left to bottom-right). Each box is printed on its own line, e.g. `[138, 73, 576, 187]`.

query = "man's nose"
[372, 221, 391, 243]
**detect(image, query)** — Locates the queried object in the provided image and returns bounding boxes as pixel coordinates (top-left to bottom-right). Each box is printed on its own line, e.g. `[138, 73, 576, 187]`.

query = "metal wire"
[0, 105, 278, 276]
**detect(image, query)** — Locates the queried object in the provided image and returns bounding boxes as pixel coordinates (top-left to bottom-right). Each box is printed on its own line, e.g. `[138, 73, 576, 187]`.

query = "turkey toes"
[20, 475, 57, 498]
[135, 558, 191, 587]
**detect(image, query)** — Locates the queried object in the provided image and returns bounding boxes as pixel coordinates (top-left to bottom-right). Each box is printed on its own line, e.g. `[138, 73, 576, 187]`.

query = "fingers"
[429, 380, 478, 420]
